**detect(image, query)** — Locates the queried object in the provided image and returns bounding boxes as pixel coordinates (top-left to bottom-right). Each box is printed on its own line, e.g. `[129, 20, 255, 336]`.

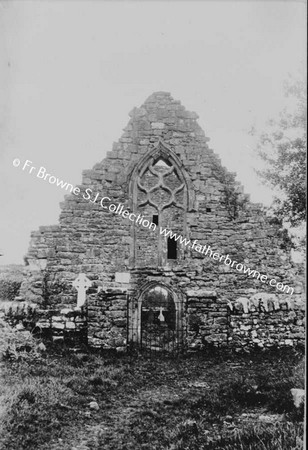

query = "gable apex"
[128, 92, 199, 121]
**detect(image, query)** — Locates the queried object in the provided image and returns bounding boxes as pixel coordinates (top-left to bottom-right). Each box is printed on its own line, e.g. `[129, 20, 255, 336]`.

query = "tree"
[253, 77, 306, 228]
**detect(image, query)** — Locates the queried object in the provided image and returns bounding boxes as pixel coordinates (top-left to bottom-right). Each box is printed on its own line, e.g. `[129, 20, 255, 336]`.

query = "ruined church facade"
[20, 92, 305, 351]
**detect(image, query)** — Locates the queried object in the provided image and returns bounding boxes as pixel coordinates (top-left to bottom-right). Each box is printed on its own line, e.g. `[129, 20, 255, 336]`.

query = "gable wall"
[18, 92, 305, 350]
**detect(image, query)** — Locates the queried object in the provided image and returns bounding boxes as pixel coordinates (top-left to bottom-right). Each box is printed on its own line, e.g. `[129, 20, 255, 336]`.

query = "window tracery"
[128, 141, 193, 266]
[137, 157, 185, 213]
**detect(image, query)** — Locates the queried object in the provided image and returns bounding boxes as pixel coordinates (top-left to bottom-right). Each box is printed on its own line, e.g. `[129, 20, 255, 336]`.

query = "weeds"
[0, 318, 42, 361]
[206, 422, 304, 450]
[0, 348, 304, 449]
[0, 378, 85, 450]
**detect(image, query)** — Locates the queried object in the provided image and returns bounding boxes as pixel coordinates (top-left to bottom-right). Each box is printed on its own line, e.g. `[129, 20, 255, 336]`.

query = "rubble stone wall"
[18, 92, 305, 350]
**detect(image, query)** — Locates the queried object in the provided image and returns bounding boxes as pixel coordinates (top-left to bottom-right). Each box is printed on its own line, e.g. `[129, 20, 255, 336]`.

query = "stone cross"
[72, 273, 92, 308]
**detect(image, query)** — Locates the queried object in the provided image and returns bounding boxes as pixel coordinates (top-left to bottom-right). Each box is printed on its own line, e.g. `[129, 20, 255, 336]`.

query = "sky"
[0, 0, 306, 264]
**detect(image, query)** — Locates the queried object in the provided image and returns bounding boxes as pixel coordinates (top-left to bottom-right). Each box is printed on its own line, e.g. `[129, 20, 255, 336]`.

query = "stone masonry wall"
[18, 92, 305, 350]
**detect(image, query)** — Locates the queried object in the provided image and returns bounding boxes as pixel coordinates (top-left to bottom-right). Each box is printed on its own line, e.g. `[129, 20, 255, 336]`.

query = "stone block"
[240, 325, 252, 331]
[60, 308, 74, 315]
[113, 318, 126, 327]
[186, 289, 217, 298]
[151, 122, 165, 129]
[115, 272, 130, 283]
[52, 316, 65, 322]
[53, 322, 65, 330]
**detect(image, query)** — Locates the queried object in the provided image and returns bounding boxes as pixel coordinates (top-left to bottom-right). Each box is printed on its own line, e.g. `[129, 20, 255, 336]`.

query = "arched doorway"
[128, 283, 185, 352]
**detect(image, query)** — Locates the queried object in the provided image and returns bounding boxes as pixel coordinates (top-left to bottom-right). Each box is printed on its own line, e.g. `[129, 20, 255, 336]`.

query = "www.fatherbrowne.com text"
[14, 159, 294, 295]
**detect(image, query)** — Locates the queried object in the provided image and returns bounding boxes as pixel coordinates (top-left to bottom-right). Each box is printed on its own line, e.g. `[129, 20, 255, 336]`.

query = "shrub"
[0, 318, 41, 361]
[0, 265, 23, 301]
[0, 279, 21, 301]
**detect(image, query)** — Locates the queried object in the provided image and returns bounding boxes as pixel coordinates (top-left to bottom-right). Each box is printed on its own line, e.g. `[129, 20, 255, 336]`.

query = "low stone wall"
[1, 289, 305, 351]
[186, 289, 229, 348]
[228, 300, 305, 349]
[0, 301, 87, 345]
[42, 307, 88, 343]
[87, 289, 127, 350]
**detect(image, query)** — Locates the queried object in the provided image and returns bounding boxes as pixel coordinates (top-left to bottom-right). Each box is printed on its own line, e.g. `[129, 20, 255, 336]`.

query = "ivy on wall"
[212, 160, 248, 220]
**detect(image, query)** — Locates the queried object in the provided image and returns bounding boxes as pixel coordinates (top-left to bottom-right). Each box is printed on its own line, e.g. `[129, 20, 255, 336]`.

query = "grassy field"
[0, 346, 305, 450]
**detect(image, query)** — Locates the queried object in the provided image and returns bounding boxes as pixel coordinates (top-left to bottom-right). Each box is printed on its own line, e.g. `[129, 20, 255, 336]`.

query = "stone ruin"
[17, 92, 305, 351]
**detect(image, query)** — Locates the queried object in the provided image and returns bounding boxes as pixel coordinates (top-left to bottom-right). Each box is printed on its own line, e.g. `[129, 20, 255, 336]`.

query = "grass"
[0, 346, 305, 450]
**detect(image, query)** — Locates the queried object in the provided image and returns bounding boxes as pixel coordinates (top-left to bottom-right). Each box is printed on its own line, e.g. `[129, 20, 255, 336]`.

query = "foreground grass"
[0, 347, 304, 450]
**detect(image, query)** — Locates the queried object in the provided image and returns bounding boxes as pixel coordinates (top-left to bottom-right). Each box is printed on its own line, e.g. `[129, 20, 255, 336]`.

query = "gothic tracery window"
[137, 157, 185, 213]
[129, 143, 191, 267]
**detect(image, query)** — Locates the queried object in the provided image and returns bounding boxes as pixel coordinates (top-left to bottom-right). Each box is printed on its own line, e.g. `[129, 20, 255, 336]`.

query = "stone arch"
[128, 281, 185, 348]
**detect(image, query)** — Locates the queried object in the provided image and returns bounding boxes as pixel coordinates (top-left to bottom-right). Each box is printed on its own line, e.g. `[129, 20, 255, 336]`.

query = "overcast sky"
[0, 0, 306, 264]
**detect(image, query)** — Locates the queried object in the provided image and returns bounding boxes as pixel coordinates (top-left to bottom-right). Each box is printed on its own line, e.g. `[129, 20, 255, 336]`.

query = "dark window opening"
[206, 207, 211, 212]
[153, 214, 159, 225]
[167, 237, 177, 260]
